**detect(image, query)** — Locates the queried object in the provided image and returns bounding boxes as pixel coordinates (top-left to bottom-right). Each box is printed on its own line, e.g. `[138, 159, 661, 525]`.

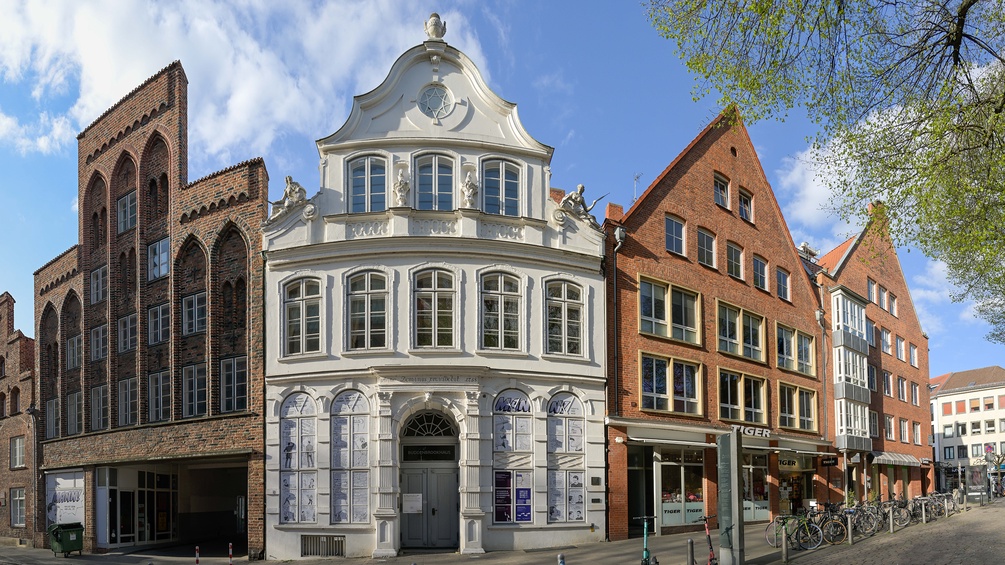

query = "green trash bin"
[48, 522, 84, 557]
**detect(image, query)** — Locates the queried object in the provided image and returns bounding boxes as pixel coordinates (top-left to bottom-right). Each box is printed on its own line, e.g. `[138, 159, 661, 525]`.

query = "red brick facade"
[816, 210, 934, 500]
[603, 112, 829, 540]
[33, 62, 268, 558]
[0, 293, 37, 544]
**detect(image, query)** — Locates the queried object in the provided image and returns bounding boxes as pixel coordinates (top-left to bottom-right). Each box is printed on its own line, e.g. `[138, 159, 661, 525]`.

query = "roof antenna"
[633, 172, 643, 203]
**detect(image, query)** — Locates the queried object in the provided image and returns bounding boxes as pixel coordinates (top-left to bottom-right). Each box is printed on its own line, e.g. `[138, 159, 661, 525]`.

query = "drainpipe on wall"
[611, 226, 626, 419]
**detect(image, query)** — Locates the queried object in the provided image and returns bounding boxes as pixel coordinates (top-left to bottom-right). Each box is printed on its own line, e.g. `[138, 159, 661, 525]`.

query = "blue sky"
[0, 0, 999, 377]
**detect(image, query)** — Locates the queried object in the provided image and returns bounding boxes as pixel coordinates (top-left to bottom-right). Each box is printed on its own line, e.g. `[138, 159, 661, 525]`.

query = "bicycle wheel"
[893, 507, 910, 528]
[764, 518, 786, 547]
[821, 517, 847, 545]
[796, 522, 823, 550]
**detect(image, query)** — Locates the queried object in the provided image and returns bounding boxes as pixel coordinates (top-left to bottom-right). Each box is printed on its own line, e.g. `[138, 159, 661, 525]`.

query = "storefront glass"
[742, 453, 769, 521]
[660, 448, 705, 526]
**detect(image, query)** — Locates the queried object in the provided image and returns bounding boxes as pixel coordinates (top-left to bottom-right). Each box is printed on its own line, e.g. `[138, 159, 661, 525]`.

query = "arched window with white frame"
[348, 156, 386, 213]
[347, 271, 387, 350]
[283, 278, 321, 356]
[414, 268, 455, 348]
[279, 392, 317, 524]
[483, 160, 519, 216]
[547, 392, 586, 522]
[416, 154, 453, 210]
[331, 390, 370, 524]
[481, 271, 521, 350]
[546, 280, 583, 355]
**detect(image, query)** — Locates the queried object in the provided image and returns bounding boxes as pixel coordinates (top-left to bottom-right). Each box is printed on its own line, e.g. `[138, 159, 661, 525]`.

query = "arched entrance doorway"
[399, 411, 459, 549]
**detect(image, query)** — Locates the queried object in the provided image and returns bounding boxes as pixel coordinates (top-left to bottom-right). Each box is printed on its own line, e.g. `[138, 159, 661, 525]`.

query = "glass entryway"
[95, 467, 178, 548]
[659, 449, 705, 526]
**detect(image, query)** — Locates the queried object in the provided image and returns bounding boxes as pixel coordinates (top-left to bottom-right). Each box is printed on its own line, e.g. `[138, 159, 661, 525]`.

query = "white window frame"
[900, 418, 909, 443]
[738, 189, 753, 222]
[90, 325, 108, 361]
[836, 399, 869, 438]
[833, 294, 866, 339]
[118, 377, 138, 427]
[182, 363, 207, 417]
[881, 328, 892, 354]
[118, 313, 138, 352]
[492, 389, 533, 524]
[280, 392, 318, 524]
[776, 268, 790, 300]
[547, 393, 586, 523]
[10, 487, 25, 527]
[869, 410, 879, 437]
[713, 174, 729, 208]
[331, 390, 369, 524]
[220, 356, 248, 413]
[890, 293, 898, 316]
[148, 371, 171, 422]
[9, 436, 25, 468]
[91, 384, 109, 431]
[67, 391, 83, 435]
[911, 383, 920, 406]
[483, 159, 520, 216]
[90, 265, 108, 304]
[884, 414, 895, 440]
[665, 215, 685, 256]
[283, 278, 322, 356]
[46, 398, 59, 439]
[347, 271, 388, 351]
[480, 271, 522, 351]
[897, 377, 906, 401]
[896, 336, 905, 361]
[148, 237, 170, 280]
[413, 268, 456, 348]
[697, 229, 716, 267]
[834, 347, 867, 388]
[866, 318, 876, 347]
[752, 256, 767, 290]
[148, 303, 170, 344]
[348, 155, 387, 213]
[182, 292, 207, 335]
[726, 242, 743, 279]
[415, 154, 454, 210]
[910, 344, 918, 367]
[66, 334, 82, 370]
[546, 280, 584, 356]
[117, 190, 137, 232]
[867, 278, 877, 302]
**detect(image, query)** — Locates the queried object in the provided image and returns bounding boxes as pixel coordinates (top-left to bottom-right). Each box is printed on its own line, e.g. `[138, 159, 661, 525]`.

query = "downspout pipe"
[611, 225, 626, 419]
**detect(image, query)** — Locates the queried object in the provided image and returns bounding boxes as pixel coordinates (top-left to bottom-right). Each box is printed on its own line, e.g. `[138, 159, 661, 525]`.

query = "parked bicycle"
[764, 514, 823, 550]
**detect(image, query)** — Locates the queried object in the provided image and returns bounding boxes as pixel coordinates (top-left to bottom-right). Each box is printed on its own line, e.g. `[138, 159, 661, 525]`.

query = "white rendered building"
[932, 366, 1005, 493]
[261, 15, 607, 559]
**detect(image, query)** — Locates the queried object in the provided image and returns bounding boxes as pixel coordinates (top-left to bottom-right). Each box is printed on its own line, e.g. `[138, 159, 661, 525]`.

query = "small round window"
[418, 85, 453, 119]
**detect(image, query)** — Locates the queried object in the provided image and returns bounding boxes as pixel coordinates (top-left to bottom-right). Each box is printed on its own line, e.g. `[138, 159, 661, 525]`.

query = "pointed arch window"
[280, 393, 317, 524]
[331, 390, 370, 524]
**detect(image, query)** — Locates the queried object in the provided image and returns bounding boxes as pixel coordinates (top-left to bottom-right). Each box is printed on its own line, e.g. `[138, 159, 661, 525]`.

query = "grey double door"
[401, 467, 459, 548]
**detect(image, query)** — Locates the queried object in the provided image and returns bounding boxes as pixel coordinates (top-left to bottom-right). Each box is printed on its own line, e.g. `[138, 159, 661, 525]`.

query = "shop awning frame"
[870, 451, 921, 467]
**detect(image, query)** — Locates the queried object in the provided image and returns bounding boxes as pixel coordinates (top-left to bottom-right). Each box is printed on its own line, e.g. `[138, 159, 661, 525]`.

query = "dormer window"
[349, 156, 386, 213]
[484, 160, 519, 216]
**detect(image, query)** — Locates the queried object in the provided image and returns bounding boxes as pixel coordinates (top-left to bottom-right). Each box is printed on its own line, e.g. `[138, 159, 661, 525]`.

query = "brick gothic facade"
[33, 62, 268, 557]
[0, 293, 37, 545]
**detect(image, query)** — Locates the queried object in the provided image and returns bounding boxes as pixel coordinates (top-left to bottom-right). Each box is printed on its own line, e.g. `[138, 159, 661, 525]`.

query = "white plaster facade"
[931, 371, 1005, 493]
[262, 17, 606, 559]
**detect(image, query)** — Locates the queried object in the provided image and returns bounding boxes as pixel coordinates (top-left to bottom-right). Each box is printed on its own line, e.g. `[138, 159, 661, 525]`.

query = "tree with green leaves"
[648, 0, 1005, 340]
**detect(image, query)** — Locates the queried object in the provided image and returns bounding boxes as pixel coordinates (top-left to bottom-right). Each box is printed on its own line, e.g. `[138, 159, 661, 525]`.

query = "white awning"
[871, 451, 921, 467]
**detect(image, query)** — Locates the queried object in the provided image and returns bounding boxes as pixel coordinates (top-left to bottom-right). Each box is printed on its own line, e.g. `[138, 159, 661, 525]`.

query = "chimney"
[606, 203, 624, 223]
[797, 242, 819, 262]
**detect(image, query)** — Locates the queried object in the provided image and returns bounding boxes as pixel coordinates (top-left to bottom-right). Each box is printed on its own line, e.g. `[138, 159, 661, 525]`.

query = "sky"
[0, 0, 1000, 378]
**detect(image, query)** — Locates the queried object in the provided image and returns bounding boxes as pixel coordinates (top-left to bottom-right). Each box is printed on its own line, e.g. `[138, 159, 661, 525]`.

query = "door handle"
[431, 507, 437, 516]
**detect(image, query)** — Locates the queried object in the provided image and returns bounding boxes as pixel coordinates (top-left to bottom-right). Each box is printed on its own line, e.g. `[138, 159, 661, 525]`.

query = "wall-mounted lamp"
[614, 437, 624, 444]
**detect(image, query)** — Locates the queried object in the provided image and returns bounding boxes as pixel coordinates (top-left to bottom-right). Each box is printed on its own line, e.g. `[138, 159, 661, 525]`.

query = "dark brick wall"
[33, 61, 268, 558]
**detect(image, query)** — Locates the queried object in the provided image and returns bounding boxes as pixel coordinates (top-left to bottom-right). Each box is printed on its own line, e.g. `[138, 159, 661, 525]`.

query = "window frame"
[413, 268, 457, 349]
[713, 174, 730, 208]
[415, 153, 454, 211]
[697, 229, 716, 268]
[148, 303, 170, 345]
[752, 255, 767, 290]
[483, 159, 520, 217]
[91, 384, 109, 431]
[182, 363, 207, 418]
[910, 344, 918, 367]
[640, 279, 668, 337]
[546, 280, 584, 356]
[346, 270, 388, 351]
[738, 189, 753, 222]
[776, 268, 790, 301]
[665, 215, 685, 256]
[221, 356, 248, 413]
[884, 414, 895, 441]
[67, 391, 83, 435]
[348, 155, 387, 213]
[182, 292, 207, 336]
[117, 313, 138, 352]
[726, 242, 743, 280]
[10, 487, 25, 527]
[283, 278, 322, 356]
[896, 336, 905, 361]
[117, 377, 138, 427]
[911, 383, 920, 406]
[90, 265, 108, 304]
[9, 436, 25, 469]
[719, 369, 765, 424]
[148, 237, 170, 280]
[778, 382, 816, 431]
[117, 190, 137, 233]
[881, 328, 892, 355]
[492, 389, 533, 524]
[90, 325, 108, 361]
[330, 390, 370, 524]
[641, 354, 701, 415]
[45, 398, 59, 439]
[148, 371, 171, 423]
[480, 271, 522, 351]
[66, 334, 82, 370]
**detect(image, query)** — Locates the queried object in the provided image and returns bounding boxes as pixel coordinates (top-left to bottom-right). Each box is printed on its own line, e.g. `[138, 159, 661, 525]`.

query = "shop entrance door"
[399, 411, 459, 549]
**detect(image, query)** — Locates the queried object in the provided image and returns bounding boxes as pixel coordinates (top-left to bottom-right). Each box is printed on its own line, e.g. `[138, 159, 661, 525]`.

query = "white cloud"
[533, 72, 573, 95]
[777, 147, 833, 227]
[71, 197, 78, 214]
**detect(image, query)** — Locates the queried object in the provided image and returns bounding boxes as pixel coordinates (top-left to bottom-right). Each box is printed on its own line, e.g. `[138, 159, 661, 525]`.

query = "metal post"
[846, 513, 854, 545]
[229, 542, 233, 565]
[921, 500, 927, 524]
[557, 552, 565, 565]
[687, 539, 695, 565]
[195, 546, 200, 564]
[781, 527, 789, 563]
[889, 505, 894, 533]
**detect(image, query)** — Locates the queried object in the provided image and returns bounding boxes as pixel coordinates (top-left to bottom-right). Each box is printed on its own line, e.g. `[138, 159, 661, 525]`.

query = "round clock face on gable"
[418, 84, 453, 119]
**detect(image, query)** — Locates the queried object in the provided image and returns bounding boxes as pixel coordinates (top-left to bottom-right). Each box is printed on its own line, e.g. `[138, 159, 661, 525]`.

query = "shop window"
[547, 392, 585, 523]
[280, 392, 318, 524]
[493, 389, 532, 523]
[331, 390, 369, 524]
[659, 449, 706, 526]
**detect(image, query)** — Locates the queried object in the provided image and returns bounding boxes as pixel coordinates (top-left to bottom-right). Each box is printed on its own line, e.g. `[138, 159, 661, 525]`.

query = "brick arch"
[38, 302, 60, 416]
[84, 172, 109, 252]
[140, 130, 172, 221]
[213, 223, 249, 360]
[110, 151, 139, 199]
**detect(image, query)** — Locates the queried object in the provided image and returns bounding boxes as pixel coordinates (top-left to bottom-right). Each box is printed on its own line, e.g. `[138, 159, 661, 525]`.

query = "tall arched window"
[348, 156, 386, 213]
[483, 160, 519, 216]
[280, 393, 317, 524]
[416, 155, 453, 210]
[546, 280, 583, 356]
[547, 392, 586, 523]
[283, 278, 321, 356]
[492, 389, 533, 523]
[414, 269, 454, 348]
[331, 390, 370, 524]
[10, 387, 19, 414]
[481, 272, 520, 350]
[347, 271, 386, 350]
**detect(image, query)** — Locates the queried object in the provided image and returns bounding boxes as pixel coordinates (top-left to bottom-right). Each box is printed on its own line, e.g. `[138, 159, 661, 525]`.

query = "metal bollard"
[847, 513, 854, 545]
[196, 545, 200, 564]
[557, 552, 566, 565]
[781, 528, 789, 563]
[889, 505, 895, 534]
[922, 501, 927, 524]
[687, 538, 694, 565]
